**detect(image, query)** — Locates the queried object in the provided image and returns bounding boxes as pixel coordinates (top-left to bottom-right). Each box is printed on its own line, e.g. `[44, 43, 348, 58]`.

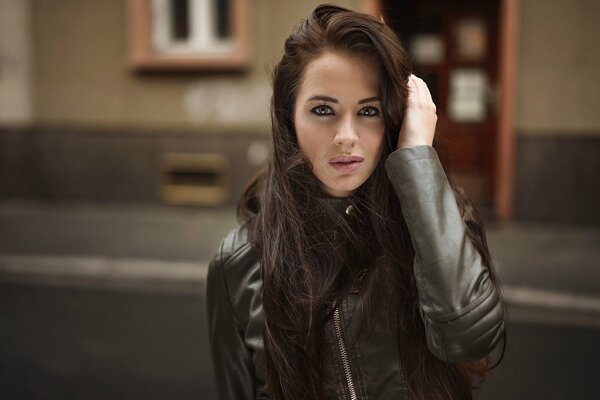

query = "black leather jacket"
[207, 146, 505, 399]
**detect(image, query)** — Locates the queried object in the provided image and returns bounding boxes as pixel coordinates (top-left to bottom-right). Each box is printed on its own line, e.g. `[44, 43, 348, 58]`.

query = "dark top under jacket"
[206, 145, 505, 399]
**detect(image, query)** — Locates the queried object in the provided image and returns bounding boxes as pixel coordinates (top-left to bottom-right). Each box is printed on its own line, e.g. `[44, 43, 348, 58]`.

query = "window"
[129, 0, 248, 70]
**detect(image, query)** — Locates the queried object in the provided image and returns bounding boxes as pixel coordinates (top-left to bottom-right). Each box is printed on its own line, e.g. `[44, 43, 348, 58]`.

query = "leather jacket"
[206, 145, 505, 399]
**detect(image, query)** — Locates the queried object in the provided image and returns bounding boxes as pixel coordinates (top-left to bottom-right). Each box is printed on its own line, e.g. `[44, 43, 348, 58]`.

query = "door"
[382, 0, 500, 207]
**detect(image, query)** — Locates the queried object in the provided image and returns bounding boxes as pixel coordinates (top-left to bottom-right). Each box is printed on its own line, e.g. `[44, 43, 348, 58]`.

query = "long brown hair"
[238, 4, 503, 399]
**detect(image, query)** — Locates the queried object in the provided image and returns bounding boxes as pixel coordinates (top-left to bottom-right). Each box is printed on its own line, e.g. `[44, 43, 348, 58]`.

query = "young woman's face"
[294, 51, 385, 197]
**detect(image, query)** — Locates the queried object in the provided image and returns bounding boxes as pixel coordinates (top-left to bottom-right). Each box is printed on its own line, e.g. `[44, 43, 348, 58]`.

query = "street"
[1, 201, 599, 399]
[1, 282, 598, 399]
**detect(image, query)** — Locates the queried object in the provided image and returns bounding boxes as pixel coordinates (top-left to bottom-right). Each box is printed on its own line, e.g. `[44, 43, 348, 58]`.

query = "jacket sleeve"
[385, 145, 505, 363]
[206, 236, 256, 400]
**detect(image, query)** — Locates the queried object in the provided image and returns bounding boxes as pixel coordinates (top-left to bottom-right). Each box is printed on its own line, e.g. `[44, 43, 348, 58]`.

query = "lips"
[329, 155, 364, 173]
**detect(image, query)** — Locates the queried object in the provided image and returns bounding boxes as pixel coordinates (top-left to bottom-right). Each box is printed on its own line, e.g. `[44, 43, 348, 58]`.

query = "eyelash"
[310, 105, 381, 117]
[359, 107, 380, 117]
[311, 105, 333, 116]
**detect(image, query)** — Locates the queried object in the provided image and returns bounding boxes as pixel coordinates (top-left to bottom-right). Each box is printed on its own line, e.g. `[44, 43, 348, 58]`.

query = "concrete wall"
[0, 0, 33, 125]
[4, 0, 599, 133]
[513, 0, 600, 224]
[516, 0, 600, 135]
[0, 0, 363, 206]
[1, 0, 598, 222]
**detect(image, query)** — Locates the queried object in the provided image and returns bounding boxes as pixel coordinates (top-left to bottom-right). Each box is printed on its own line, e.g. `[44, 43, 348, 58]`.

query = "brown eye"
[311, 105, 334, 116]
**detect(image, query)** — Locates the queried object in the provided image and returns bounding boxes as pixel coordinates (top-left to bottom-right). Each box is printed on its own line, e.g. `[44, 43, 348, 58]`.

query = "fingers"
[407, 74, 436, 112]
[409, 74, 431, 101]
[398, 75, 438, 148]
[407, 74, 417, 93]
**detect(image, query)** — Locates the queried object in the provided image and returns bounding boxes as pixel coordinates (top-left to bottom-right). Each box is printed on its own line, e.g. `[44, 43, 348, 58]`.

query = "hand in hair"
[396, 74, 438, 149]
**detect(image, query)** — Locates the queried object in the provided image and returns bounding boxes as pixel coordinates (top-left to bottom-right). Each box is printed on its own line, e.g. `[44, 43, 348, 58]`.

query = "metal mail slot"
[160, 153, 229, 206]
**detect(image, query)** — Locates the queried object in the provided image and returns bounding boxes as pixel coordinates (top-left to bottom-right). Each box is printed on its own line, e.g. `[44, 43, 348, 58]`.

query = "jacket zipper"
[333, 304, 358, 400]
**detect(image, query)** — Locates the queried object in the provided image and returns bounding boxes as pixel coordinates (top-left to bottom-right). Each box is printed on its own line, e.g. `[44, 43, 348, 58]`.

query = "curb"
[2, 253, 599, 328]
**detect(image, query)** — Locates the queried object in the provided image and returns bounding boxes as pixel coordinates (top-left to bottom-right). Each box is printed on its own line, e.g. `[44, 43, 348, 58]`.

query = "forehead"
[297, 51, 380, 100]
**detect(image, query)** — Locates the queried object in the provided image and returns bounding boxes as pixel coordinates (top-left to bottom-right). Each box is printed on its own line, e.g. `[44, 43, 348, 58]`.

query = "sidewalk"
[1, 199, 599, 327]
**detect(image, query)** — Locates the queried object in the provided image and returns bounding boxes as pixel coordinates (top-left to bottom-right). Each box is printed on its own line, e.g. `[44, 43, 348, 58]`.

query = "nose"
[333, 116, 359, 148]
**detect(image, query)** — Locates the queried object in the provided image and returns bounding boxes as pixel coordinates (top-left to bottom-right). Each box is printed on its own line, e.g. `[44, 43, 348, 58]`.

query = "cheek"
[366, 130, 385, 158]
[295, 120, 328, 159]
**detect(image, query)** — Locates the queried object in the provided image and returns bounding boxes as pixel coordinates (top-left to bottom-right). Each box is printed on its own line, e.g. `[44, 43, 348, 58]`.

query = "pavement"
[1, 199, 599, 326]
[1, 199, 599, 399]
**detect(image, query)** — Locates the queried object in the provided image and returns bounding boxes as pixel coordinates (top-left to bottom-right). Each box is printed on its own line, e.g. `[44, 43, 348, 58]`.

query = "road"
[0, 200, 599, 399]
[0, 281, 598, 400]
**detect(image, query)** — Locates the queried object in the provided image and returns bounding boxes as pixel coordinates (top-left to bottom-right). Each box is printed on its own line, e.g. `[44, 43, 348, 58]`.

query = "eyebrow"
[306, 95, 380, 104]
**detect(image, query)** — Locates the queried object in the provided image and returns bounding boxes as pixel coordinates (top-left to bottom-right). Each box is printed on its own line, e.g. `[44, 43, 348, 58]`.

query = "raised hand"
[396, 74, 437, 149]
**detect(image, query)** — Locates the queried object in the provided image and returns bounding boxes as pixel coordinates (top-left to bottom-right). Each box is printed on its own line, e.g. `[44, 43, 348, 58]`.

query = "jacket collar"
[322, 197, 359, 219]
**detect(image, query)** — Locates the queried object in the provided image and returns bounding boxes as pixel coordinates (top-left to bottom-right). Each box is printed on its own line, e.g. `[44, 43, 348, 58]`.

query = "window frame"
[128, 0, 249, 70]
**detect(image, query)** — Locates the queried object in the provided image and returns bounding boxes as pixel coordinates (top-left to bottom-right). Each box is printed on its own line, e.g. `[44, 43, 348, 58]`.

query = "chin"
[324, 180, 364, 197]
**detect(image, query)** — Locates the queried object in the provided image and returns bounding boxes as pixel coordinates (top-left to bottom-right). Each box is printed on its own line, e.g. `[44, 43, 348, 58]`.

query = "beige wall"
[516, 0, 600, 135]
[30, 0, 360, 132]
[5, 0, 600, 136]
[0, 0, 33, 125]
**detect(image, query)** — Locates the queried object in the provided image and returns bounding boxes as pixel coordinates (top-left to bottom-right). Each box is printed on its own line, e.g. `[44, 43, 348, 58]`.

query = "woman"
[207, 4, 505, 399]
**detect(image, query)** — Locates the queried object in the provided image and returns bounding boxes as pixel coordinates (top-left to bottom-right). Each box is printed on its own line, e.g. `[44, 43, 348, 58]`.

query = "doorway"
[381, 0, 503, 209]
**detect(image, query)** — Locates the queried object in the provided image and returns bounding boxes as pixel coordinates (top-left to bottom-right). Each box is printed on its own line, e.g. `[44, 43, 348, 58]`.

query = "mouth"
[329, 155, 364, 173]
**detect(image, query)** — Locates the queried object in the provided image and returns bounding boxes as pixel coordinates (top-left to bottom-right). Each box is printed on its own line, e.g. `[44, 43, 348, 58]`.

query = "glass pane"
[410, 34, 445, 65]
[454, 18, 487, 62]
[213, 0, 230, 39]
[448, 69, 488, 123]
[170, 0, 190, 40]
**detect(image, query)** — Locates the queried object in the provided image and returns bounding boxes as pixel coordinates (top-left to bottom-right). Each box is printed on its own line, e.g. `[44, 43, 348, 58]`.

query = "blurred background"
[0, 0, 598, 399]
